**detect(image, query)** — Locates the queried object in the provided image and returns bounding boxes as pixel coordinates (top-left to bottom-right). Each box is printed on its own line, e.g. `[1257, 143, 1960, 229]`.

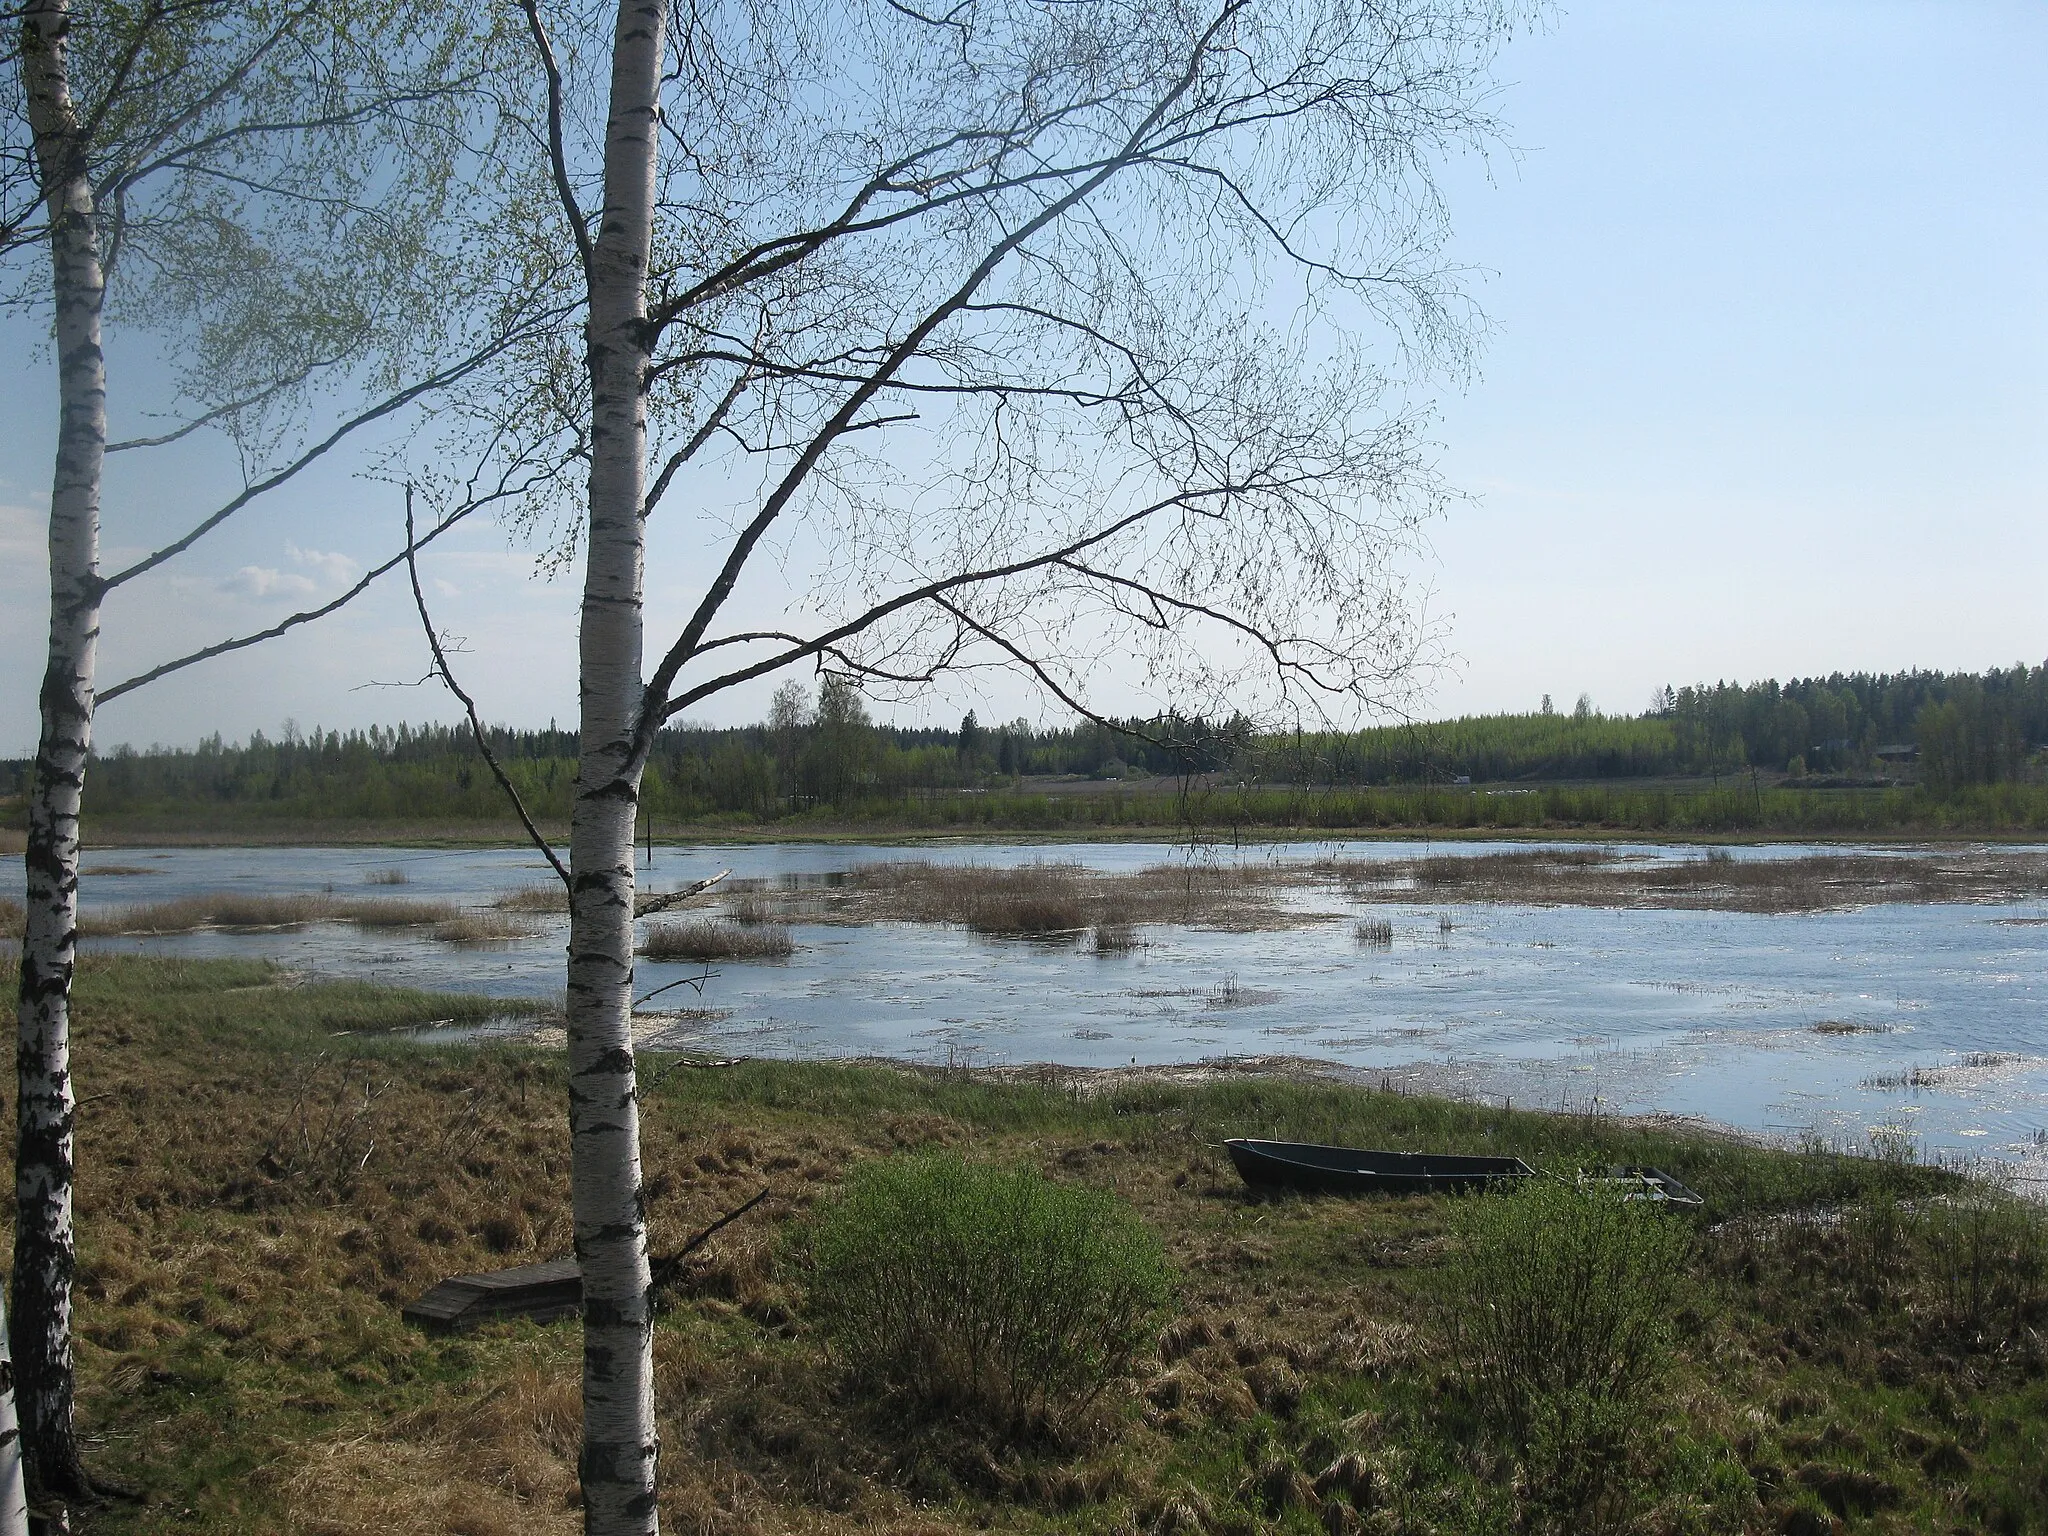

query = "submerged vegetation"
[23, 954, 2048, 1533]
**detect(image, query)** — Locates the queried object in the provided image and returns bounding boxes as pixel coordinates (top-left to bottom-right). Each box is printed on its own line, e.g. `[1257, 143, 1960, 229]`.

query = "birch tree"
[431, 1, 1529, 1529]
[2, 0, 545, 1514]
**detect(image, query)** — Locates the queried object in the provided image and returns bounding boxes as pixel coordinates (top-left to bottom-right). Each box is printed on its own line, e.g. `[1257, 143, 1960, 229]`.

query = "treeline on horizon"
[6, 664, 2046, 830]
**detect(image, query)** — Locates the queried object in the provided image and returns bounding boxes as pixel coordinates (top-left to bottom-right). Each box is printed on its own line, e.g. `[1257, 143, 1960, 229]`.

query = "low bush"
[1441, 1177, 1691, 1508]
[804, 1151, 1172, 1436]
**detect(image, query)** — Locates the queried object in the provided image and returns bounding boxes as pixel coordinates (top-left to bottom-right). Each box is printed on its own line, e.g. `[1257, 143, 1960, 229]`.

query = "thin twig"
[649, 1187, 772, 1295]
[403, 486, 570, 888]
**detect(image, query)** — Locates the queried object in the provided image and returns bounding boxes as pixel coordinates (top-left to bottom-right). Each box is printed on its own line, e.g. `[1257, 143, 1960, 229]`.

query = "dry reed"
[79, 892, 465, 936]
[365, 867, 410, 885]
[1329, 848, 2048, 914]
[494, 885, 569, 913]
[1092, 921, 1137, 953]
[639, 920, 796, 962]
[432, 911, 542, 945]
[339, 898, 464, 929]
[748, 859, 1302, 935]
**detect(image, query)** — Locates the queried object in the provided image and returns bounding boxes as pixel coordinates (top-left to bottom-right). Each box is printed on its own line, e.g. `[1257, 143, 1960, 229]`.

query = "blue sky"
[2, 0, 2043, 753]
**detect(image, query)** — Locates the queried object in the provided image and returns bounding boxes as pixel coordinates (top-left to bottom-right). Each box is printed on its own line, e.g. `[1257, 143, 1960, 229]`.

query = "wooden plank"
[403, 1257, 582, 1334]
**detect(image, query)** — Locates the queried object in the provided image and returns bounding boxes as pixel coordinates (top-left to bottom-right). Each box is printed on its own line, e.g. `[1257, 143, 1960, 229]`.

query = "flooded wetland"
[19, 837, 2047, 1183]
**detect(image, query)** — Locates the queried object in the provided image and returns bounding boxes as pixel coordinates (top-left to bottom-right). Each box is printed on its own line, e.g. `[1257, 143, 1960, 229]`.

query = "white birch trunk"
[14, 0, 106, 1518]
[570, 1, 666, 1530]
[0, 1291, 29, 1536]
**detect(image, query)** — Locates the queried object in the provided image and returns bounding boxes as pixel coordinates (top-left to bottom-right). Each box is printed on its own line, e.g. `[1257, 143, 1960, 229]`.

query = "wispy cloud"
[222, 566, 317, 599]
[287, 543, 359, 585]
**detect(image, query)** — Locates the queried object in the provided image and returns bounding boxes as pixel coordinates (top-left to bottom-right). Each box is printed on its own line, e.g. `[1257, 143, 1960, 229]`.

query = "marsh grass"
[639, 920, 795, 961]
[1091, 920, 1137, 953]
[735, 859, 1303, 936]
[1354, 916, 1392, 947]
[1330, 846, 2048, 913]
[78, 893, 475, 936]
[431, 911, 542, 945]
[339, 898, 465, 929]
[493, 884, 569, 913]
[365, 867, 409, 886]
[25, 952, 2048, 1536]
[1, 896, 21, 939]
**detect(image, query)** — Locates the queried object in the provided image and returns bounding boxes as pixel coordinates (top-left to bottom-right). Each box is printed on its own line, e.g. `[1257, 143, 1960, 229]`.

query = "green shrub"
[1442, 1177, 1691, 1505]
[1916, 1188, 2048, 1344]
[805, 1151, 1172, 1435]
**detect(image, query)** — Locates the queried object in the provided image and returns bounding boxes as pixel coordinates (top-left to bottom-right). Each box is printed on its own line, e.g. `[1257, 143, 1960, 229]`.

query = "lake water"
[24, 839, 2048, 1181]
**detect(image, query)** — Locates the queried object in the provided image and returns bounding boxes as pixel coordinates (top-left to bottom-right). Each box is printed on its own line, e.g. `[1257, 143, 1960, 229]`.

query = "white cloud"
[287, 543, 359, 585]
[222, 565, 317, 599]
[433, 577, 461, 597]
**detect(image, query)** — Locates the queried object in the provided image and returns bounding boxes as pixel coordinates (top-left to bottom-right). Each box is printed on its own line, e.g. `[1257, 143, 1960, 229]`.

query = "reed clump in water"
[492, 884, 569, 913]
[640, 920, 795, 962]
[365, 867, 409, 886]
[818, 859, 1300, 935]
[83, 892, 339, 935]
[1354, 916, 1392, 947]
[337, 898, 464, 929]
[79, 893, 465, 935]
[431, 911, 541, 945]
[1093, 920, 1137, 953]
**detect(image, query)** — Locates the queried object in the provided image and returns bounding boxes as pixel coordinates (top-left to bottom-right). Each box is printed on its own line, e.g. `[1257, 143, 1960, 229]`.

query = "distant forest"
[5, 664, 2045, 828]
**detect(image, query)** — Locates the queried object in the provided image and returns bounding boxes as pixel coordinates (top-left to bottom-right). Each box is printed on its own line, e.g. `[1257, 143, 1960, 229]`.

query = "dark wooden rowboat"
[1225, 1138, 1533, 1196]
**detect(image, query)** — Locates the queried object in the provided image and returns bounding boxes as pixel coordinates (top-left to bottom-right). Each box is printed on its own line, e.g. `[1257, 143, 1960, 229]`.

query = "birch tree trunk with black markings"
[14, 0, 105, 1514]
[568, 0, 665, 1528]
[0, 1292, 26, 1536]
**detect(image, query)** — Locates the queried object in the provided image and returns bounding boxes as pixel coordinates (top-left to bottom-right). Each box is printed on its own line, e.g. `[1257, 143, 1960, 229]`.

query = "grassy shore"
[14, 954, 2046, 1533]
[15, 775, 2048, 852]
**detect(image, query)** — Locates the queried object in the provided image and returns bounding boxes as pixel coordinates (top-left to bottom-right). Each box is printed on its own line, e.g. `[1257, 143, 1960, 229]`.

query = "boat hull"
[1224, 1138, 1534, 1196]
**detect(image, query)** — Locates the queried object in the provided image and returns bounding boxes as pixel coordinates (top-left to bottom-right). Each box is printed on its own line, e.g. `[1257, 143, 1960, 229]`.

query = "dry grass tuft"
[83, 892, 337, 934]
[364, 867, 409, 886]
[1093, 920, 1137, 953]
[798, 860, 1302, 935]
[1329, 848, 2048, 914]
[433, 911, 542, 945]
[80, 893, 467, 936]
[1, 897, 22, 939]
[494, 885, 569, 913]
[640, 921, 795, 962]
[1353, 916, 1392, 947]
[338, 898, 464, 929]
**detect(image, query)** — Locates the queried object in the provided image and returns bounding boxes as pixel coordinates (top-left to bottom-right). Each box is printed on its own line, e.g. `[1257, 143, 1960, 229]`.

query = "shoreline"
[33, 822, 2048, 852]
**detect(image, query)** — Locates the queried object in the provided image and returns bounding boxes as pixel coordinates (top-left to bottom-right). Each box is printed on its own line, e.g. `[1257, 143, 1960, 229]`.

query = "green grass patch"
[6, 953, 2043, 1535]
